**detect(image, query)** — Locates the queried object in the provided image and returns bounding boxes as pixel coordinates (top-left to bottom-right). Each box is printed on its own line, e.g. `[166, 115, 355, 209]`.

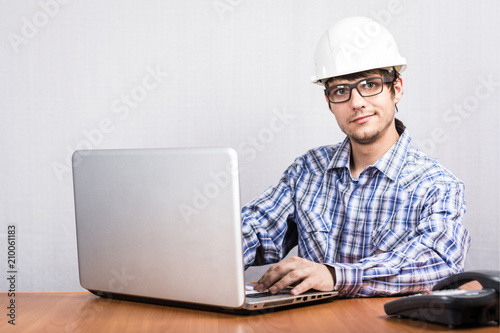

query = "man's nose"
[349, 88, 366, 109]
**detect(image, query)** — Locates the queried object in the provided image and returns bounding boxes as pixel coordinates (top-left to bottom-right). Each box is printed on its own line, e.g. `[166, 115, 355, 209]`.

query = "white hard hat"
[311, 16, 407, 85]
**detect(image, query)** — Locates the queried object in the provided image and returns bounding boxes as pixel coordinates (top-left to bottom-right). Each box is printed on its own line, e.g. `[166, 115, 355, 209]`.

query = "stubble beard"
[342, 111, 395, 146]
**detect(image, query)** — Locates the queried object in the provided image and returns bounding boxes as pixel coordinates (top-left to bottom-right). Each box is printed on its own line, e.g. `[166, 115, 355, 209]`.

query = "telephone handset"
[384, 270, 499, 328]
[433, 270, 500, 292]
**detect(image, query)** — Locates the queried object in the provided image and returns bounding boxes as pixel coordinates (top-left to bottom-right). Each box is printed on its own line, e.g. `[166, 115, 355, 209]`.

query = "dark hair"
[395, 118, 406, 134]
[325, 68, 400, 96]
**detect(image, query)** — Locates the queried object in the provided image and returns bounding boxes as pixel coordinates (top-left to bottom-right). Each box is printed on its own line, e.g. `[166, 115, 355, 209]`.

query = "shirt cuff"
[325, 263, 364, 297]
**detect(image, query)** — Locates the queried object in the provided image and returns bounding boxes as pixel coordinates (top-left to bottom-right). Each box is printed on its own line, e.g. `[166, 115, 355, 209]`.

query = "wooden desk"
[1, 288, 498, 333]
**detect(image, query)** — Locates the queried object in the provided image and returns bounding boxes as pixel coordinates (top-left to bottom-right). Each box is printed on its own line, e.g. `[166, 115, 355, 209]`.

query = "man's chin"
[349, 130, 381, 145]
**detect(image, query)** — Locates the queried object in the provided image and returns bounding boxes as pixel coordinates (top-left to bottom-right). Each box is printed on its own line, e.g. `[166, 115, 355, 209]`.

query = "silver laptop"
[72, 147, 337, 312]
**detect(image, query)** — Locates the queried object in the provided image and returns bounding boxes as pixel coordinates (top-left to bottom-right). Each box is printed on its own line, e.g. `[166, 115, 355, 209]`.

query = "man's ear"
[393, 77, 403, 104]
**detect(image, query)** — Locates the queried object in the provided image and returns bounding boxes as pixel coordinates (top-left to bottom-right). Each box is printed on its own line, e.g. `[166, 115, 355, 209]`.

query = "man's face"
[325, 73, 403, 145]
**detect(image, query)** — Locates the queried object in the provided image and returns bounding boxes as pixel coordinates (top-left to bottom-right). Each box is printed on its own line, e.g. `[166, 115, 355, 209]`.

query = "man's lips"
[351, 114, 374, 124]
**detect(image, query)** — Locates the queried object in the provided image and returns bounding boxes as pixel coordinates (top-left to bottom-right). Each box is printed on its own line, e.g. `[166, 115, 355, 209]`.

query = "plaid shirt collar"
[327, 129, 412, 182]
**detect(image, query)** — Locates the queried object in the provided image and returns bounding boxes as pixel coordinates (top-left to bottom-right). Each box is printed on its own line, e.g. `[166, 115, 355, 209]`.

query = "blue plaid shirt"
[241, 130, 470, 298]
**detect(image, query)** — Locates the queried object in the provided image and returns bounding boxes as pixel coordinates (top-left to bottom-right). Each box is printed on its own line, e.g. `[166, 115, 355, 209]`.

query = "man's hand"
[253, 256, 335, 295]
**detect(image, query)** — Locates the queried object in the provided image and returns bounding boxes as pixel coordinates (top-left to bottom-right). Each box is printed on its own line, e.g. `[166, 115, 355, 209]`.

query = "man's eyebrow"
[331, 77, 376, 86]
[330, 80, 354, 86]
[326, 77, 365, 88]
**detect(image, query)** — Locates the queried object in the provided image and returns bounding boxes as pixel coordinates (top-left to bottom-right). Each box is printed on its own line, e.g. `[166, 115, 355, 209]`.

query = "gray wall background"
[0, 0, 498, 292]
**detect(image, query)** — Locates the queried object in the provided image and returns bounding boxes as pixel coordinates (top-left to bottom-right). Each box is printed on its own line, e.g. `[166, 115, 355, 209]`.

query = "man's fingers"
[254, 266, 292, 292]
[254, 258, 335, 295]
[292, 265, 334, 294]
[269, 269, 306, 294]
[290, 277, 315, 295]
[255, 257, 309, 293]
[254, 257, 303, 292]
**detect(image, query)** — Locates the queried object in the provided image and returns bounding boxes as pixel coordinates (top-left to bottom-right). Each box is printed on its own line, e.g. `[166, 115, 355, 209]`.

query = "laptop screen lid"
[72, 147, 245, 308]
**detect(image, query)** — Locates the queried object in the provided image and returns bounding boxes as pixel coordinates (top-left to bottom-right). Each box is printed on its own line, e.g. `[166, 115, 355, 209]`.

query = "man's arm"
[254, 181, 470, 297]
[332, 181, 470, 297]
[241, 166, 299, 269]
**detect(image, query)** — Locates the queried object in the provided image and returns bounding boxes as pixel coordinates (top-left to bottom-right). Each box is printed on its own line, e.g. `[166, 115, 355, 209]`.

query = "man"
[241, 17, 471, 298]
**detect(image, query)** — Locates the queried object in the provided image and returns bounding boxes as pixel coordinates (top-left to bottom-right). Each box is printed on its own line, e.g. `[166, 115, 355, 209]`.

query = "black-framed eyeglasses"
[324, 76, 395, 103]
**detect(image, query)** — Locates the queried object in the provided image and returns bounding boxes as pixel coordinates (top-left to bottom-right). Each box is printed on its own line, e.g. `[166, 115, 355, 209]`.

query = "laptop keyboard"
[246, 289, 292, 298]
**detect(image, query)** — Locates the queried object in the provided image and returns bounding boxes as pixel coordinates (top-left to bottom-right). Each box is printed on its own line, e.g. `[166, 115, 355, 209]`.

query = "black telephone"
[384, 270, 499, 328]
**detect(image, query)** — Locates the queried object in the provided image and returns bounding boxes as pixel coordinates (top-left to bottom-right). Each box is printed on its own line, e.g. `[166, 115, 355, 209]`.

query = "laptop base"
[88, 289, 336, 315]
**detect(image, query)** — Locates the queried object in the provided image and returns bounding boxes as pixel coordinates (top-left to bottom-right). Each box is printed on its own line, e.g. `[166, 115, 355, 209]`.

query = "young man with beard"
[241, 16, 471, 298]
